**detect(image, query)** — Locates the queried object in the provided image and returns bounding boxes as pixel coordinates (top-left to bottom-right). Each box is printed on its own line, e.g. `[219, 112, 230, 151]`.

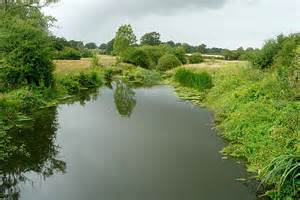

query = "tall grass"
[174, 68, 213, 91]
[260, 155, 300, 199]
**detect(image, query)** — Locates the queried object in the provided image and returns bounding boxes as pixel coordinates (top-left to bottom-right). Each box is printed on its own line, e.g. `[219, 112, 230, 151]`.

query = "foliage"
[91, 53, 101, 68]
[251, 39, 280, 69]
[104, 68, 114, 82]
[113, 24, 137, 55]
[0, 10, 54, 88]
[85, 42, 97, 49]
[121, 47, 150, 69]
[174, 68, 213, 91]
[55, 47, 81, 60]
[80, 48, 93, 58]
[157, 54, 182, 71]
[58, 70, 102, 94]
[189, 53, 204, 64]
[260, 155, 300, 199]
[172, 47, 187, 64]
[140, 32, 161, 46]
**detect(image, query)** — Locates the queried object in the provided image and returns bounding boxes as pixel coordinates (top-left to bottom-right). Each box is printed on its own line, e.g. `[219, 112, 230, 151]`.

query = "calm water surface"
[1, 85, 257, 200]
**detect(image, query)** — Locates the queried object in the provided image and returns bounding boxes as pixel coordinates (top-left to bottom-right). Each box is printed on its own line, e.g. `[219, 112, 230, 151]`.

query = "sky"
[43, 0, 300, 49]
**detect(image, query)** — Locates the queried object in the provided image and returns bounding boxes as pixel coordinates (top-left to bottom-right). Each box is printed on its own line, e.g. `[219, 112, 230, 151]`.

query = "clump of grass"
[260, 155, 300, 199]
[174, 68, 213, 91]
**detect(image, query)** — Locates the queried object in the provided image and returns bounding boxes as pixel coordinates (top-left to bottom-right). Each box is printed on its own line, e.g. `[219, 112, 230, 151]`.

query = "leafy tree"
[68, 40, 84, 51]
[166, 40, 176, 47]
[113, 24, 137, 55]
[251, 39, 279, 69]
[56, 47, 81, 60]
[85, 42, 97, 49]
[173, 46, 187, 64]
[140, 32, 161, 46]
[189, 53, 204, 64]
[0, 7, 55, 87]
[157, 54, 182, 71]
[197, 44, 207, 54]
[121, 48, 150, 69]
[105, 39, 115, 54]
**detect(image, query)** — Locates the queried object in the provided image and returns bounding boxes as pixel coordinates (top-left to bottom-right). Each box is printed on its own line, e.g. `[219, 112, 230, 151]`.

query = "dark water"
[1, 85, 258, 200]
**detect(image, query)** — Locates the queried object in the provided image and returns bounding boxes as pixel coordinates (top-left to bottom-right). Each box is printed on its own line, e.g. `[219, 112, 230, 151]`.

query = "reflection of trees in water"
[65, 88, 100, 106]
[0, 107, 66, 200]
[114, 81, 136, 117]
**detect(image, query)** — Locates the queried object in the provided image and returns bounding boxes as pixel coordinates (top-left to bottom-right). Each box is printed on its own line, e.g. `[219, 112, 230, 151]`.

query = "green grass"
[173, 64, 300, 199]
[174, 68, 213, 91]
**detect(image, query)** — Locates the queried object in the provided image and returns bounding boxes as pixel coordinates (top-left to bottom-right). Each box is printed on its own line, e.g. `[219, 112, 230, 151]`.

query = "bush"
[91, 53, 101, 68]
[104, 68, 114, 82]
[251, 39, 279, 69]
[81, 48, 93, 58]
[121, 48, 150, 69]
[174, 68, 213, 91]
[172, 47, 187, 64]
[56, 47, 81, 60]
[59, 70, 102, 94]
[0, 15, 54, 87]
[157, 54, 182, 71]
[189, 53, 204, 64]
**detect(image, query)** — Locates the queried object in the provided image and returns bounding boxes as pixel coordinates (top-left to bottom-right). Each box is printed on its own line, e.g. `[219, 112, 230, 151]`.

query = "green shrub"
[157, 54, 182, 71]
[56, 47, 81, 60]
[0, 15, 54, 87]
[91, 53, 101, 68]
[59, 70, 102, 94]
[189, 53, 204, 64]
[104, 68, 114, 82]
[81, 48, 93, 58]
[121, 48, 150, 68]
[172, 47, 187, 64]
[174, 68, 213, 91]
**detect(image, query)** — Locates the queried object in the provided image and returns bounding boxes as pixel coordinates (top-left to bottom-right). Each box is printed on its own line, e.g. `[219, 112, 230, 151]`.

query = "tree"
[85, 42, 97, 49]
[0, 1, 59, 80]
[140, 32, 161, 46]
[166, 41, 176, 47]
[113, 24, 137, 55]
[0, 2, 55, 87]
[197, 44, 207, 53]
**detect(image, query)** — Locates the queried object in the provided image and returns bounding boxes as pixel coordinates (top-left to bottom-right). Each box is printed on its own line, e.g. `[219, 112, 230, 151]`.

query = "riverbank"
[1, 56, 299, 199]
[171, 64, 300, 199]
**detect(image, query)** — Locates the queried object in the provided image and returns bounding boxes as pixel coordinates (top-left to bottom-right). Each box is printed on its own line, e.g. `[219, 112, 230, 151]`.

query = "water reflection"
[0, 108, 65, 200]
[113, 81, 136, 117]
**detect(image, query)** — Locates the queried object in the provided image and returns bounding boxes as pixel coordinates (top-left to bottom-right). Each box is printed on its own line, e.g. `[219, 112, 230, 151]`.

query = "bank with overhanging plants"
[171, 34, 300, 199]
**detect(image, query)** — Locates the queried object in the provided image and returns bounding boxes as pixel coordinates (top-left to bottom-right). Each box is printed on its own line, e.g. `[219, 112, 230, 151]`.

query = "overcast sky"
[43, 0, 300, 49]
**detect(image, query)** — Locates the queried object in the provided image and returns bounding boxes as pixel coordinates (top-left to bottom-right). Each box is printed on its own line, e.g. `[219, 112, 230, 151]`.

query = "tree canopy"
[140, 32, 161, 46]
[113, 24, 137, 55]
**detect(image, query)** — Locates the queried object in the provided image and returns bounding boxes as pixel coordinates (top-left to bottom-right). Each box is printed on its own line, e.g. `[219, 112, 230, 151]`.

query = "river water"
[1, 85, 257, 200]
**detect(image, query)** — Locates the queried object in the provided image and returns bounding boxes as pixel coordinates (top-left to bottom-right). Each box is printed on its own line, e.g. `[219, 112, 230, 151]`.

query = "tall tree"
[140, 32, 161, 46]
[113, 24, 137, 55]
[85, 42, 97, 49]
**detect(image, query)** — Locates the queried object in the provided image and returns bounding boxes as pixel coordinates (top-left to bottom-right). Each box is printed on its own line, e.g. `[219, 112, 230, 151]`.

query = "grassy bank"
[172, 64, 300, 199]
[0, 68, 104, 161]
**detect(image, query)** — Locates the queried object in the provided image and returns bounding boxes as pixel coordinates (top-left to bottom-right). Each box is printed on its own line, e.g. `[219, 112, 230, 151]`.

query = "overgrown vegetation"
[174, 68, 213, 91]
[173, 33, 300, 199]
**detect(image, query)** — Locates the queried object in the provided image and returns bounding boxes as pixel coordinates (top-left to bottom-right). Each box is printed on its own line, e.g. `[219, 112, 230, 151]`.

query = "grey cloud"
[101, 0, 227, 17]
